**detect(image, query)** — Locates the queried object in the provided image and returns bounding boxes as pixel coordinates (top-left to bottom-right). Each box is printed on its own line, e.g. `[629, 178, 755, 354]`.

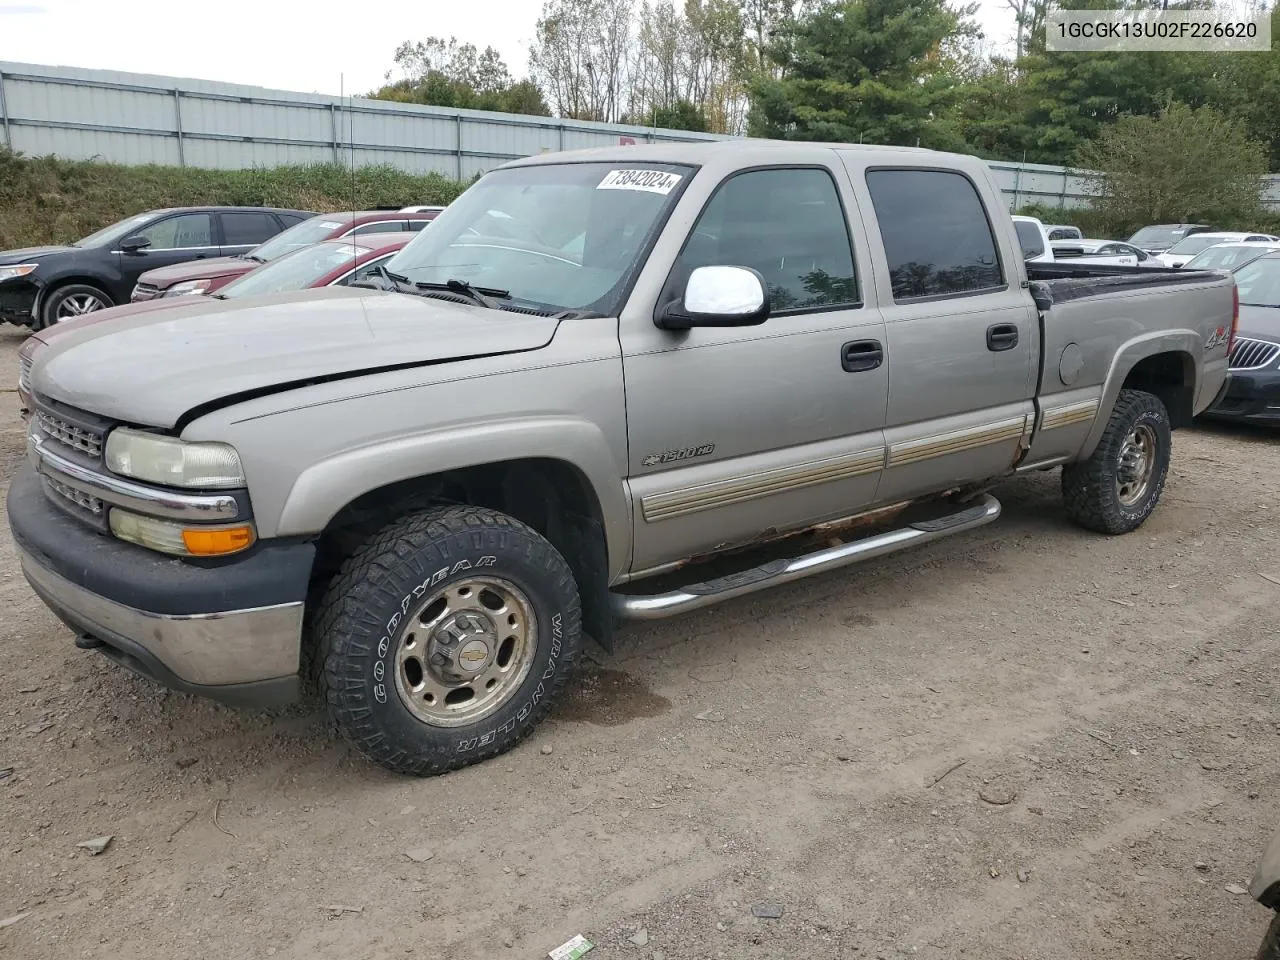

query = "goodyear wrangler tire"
[316, 505, 582, 776]
[1061, 388, 1171, 535]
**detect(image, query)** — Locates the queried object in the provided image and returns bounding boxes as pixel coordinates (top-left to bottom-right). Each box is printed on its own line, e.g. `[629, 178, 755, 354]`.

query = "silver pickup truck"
[10, 142, 1235, 776]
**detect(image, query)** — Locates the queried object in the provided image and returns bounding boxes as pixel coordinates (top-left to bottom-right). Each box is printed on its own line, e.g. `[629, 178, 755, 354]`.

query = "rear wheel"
[1061, 389, 1172, 535]
[39, 284, 113, 329]
[315, 505, 582, 776]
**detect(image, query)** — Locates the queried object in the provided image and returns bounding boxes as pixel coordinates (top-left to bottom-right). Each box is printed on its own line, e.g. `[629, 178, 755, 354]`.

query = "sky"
[0, 0, 1018, 98]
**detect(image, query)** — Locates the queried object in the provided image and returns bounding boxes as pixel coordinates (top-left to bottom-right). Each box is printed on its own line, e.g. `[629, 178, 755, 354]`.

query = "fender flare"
[1079, 331, 1200, 460]
[275, 416, 632, 581]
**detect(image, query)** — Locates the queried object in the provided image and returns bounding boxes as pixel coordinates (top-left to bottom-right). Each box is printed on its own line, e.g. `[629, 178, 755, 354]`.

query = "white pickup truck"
[1013, 216, 1153, 268]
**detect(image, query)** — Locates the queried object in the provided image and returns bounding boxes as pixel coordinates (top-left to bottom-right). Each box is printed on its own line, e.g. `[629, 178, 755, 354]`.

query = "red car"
[130, 209, 439, 301]
[19, 234, 417, 413]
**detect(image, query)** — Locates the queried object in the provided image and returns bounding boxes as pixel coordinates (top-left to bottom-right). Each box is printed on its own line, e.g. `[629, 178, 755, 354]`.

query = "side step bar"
[610, 494, 1002, 621]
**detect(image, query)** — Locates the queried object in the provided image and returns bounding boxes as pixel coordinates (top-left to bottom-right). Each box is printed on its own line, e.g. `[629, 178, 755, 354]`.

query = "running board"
[610, 494, 1002, 621]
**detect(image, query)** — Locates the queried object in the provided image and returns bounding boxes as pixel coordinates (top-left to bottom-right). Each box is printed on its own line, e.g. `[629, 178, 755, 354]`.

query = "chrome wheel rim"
[393, 576, 537, 727]
[56, 293, 108, 319]
[1116, 423, 1157, 506]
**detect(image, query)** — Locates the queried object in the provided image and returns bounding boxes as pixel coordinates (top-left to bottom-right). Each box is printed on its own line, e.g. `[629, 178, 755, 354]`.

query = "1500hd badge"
[641, 443, 715, 467]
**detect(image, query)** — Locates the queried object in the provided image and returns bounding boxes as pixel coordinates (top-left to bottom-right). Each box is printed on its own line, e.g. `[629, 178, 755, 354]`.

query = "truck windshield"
[385, 162, 693, 315]
[1129, 226, 1184, 246]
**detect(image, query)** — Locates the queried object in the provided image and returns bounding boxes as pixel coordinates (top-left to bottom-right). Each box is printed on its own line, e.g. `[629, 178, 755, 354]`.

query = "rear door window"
[221, 212, 282, 246]
[865, 170, 1003, 300]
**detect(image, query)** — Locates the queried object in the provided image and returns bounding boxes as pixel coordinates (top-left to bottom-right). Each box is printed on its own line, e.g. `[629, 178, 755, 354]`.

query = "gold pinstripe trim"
[1040, 398, 1100, 431]
[887, 415, 1029, 468]
[641, 447, 886, 523]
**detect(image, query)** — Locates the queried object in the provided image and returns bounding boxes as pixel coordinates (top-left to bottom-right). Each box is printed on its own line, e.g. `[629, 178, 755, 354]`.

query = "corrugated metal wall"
[4, 61, 1279, 211]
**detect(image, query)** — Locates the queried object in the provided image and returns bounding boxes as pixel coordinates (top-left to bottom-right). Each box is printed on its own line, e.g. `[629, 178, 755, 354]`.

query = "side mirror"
[119, 235, 151, 254]
[656, 265, 770, 331]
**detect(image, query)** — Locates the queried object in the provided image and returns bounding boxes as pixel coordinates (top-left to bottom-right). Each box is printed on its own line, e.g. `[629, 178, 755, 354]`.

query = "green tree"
[370, 36, 550, 116]
[1074, 101, 1267, 234]
[647, 99, 710, 130]
[746, 0, 980, 150]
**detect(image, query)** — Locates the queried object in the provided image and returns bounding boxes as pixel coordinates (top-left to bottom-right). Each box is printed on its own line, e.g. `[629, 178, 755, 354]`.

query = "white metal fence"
[4, 60, 1280, 211]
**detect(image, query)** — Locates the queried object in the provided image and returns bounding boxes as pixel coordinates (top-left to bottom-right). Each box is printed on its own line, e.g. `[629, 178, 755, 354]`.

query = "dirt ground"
[1, 324, 1278, 960]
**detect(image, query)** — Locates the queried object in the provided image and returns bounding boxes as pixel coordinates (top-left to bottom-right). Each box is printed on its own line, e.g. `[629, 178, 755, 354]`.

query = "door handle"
[986, 323, 1019, 352]
[841, 339, 883, 372]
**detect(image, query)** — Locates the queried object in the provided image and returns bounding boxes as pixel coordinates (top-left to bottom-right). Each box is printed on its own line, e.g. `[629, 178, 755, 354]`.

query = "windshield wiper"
[414, 278, 510, 310]
[349, 264, 411, 293]
[244, 253, 266, 263]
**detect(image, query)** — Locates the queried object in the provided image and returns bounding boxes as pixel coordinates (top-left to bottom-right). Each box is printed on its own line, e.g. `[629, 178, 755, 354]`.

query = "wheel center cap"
[456, 639, 491, 674]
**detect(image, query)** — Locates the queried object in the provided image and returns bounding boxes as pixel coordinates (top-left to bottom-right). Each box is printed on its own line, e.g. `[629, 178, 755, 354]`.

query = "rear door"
[621, 161, 888, 573]
[116, 211, 219, 290]
[843, 161, 1038, 502]
[218, 211, 285, 256]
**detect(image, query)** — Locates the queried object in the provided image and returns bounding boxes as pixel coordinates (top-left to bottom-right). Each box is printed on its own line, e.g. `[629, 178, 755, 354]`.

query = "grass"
[0, 148, 470, 248]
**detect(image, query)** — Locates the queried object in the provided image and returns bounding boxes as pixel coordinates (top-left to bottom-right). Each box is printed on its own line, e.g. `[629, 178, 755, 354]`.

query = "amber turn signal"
[181, 525, 256, 556]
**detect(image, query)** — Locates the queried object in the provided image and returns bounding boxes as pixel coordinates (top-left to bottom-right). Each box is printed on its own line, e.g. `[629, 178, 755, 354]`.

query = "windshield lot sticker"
[598, 169, 683, 195]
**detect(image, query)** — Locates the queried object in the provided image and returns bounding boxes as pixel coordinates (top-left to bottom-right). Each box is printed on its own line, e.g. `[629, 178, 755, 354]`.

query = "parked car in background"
[1181, 241, 1280, 272]
[1155, 231, 1280, 268]
[1128, 223, 1216, 254]
[1045, 224, 1083, 241]
[11, 141, 1233, 776]
[1012, 215, 1054, 262]
[1204, 251, 1280, 425]
[401, 205, 447, 215]
[132, 209, 440, 301]
[16, 235, 418, 413]
[0, 206, 316, 329]
[1051, 238, 1159, 267]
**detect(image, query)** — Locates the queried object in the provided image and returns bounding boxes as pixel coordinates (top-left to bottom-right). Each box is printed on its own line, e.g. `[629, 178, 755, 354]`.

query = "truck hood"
[138, 256, 254, 289]
[33, 287, 560, 428]
[0, 245, 76, 263]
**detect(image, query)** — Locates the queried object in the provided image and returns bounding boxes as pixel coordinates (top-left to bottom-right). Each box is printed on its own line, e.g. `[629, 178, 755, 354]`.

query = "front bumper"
[0, 278, 39, 326]
[1204, 368, 1280, 424]
[8, 464, 315, 707]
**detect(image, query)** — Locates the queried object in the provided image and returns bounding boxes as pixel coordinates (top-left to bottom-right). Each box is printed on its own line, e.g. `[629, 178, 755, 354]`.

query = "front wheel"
[316, 505, 582, 776]
[39, 284, 114, 329]
[1061, 388, 1172, 535]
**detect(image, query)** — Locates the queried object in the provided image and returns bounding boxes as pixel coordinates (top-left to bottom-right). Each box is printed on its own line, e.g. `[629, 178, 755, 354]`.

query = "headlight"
[104, 428, 245, 489]
[109, 509, 255, 557]
[0, 263, 38, 283]
[163, 279, 212, 297]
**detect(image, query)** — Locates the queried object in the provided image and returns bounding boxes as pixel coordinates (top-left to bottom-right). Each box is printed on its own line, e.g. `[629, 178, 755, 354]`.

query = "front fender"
[1080, 331, 1200, 460]
[275, 417, 633, 582]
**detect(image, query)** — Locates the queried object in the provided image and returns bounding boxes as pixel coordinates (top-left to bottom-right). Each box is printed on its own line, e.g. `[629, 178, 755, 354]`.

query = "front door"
[848, 165, 1039, 503]
[117, 212, 219, 290]
[621, 164, 888, 574]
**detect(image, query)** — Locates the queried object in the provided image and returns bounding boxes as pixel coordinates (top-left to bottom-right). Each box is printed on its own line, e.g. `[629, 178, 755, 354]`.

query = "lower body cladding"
[8, 465, 313, 707]
[1204, 367, 1280, 424]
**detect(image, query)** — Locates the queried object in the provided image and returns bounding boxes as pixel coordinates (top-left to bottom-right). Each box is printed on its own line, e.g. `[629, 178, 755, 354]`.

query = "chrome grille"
[36, 410, 105, 459]
[18, 355, 31, 394]
[1229, 337, 1280, 371]
[42, 474, 104, 517]
[131, 282, 160, 301]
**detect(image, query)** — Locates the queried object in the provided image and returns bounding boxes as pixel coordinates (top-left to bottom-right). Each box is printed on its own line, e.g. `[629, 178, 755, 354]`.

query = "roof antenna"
[342, 73, 359, 274]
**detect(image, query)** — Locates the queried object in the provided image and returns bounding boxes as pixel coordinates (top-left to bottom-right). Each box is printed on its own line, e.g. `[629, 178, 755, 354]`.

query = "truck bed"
[1026, 262, 1226, 305]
